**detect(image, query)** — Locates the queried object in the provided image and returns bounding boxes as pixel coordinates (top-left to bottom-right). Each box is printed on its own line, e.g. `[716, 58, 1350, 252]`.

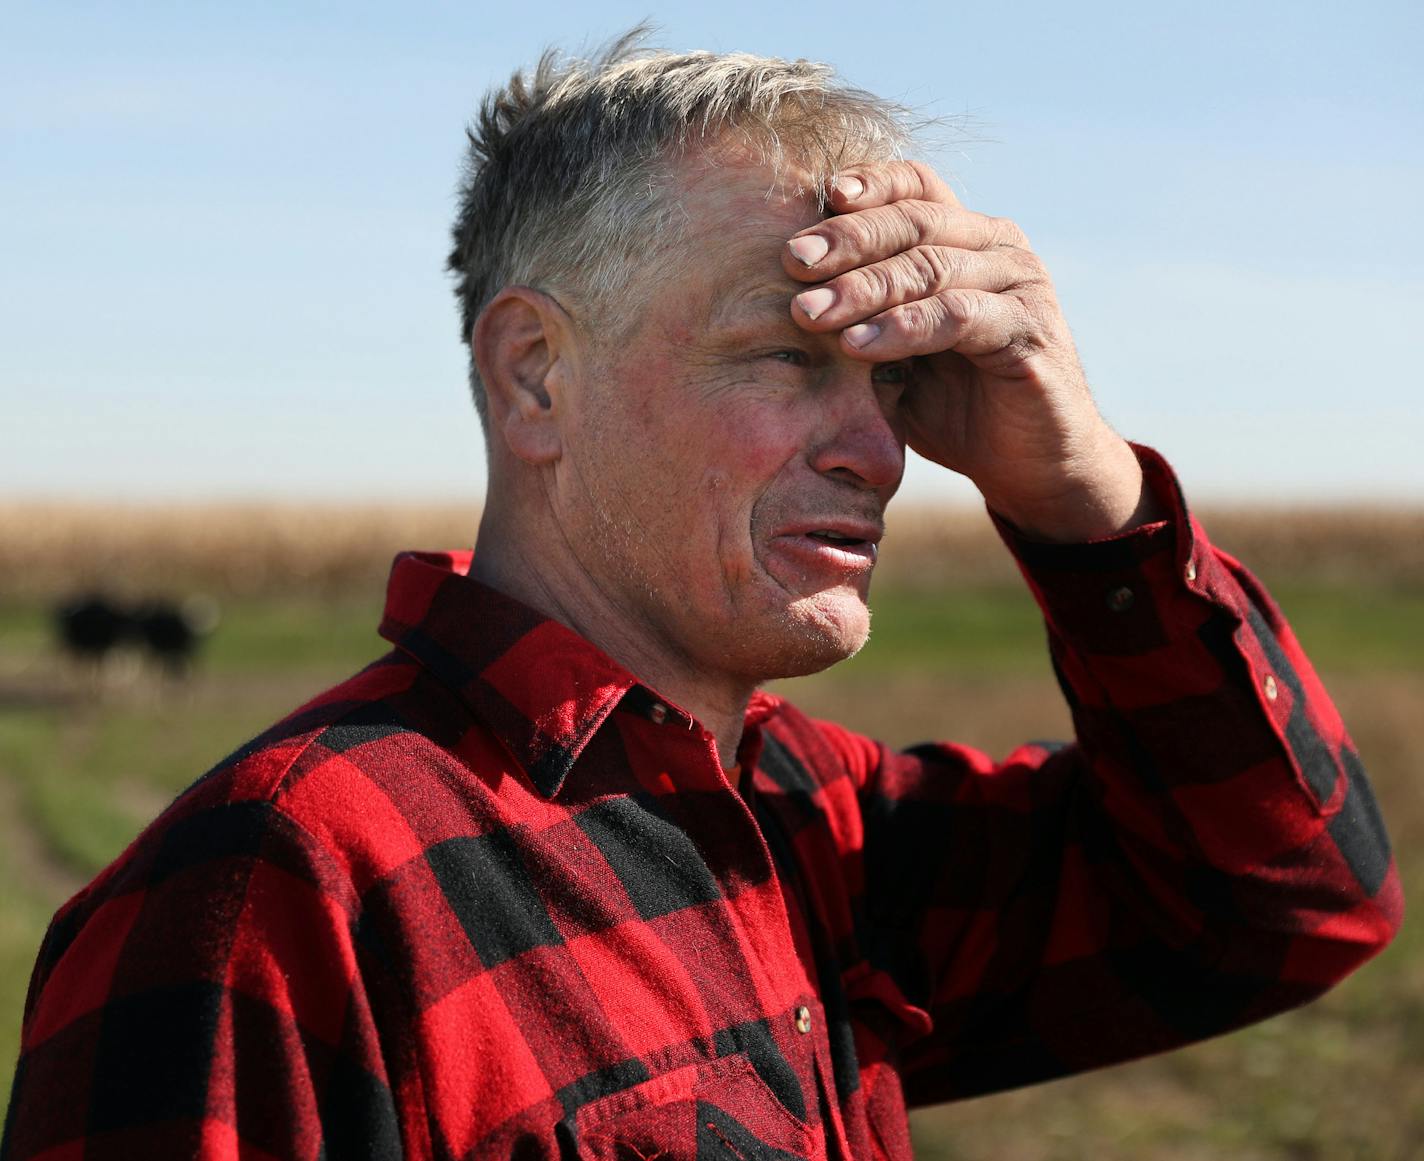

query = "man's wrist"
[985, 436, 1166, 544]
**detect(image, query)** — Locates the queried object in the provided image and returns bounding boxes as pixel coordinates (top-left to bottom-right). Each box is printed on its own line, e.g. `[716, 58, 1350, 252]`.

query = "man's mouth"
[768, 520, 883, 576]
[805, 529, 877, 556]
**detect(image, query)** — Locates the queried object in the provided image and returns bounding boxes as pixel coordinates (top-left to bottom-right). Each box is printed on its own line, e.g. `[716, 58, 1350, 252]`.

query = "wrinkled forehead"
[663, 149, 828, 326]
[672, 144, 827, 239]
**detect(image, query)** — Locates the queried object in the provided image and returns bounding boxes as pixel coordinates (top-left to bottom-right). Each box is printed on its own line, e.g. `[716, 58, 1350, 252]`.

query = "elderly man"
[3, 37, 1401, 1161]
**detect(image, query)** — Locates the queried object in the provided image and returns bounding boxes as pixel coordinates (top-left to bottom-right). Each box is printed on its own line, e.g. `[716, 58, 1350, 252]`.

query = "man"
[3, 35, 1401, 1160]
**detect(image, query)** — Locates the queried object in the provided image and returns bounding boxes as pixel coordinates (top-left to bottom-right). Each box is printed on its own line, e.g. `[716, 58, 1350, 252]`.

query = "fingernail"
[843, 322, 880, 349]
[796, 287, 836, 320]
[788, 235, 829, 267]
[836, 175, 864, 200]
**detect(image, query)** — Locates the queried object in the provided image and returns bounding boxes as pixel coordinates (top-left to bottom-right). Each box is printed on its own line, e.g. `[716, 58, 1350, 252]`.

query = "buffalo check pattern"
[3, 448, 1401, 1160]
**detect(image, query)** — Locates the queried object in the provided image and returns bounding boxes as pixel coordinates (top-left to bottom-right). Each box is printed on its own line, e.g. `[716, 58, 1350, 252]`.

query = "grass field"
[1, 503, 1420, 1157]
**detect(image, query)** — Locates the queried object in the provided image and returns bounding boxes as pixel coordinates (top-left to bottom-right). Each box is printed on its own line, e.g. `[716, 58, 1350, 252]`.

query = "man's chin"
[761, 592, 871, 679]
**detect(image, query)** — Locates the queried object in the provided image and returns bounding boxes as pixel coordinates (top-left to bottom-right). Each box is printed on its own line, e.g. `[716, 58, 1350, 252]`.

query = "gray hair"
[446, 28, 915, 425]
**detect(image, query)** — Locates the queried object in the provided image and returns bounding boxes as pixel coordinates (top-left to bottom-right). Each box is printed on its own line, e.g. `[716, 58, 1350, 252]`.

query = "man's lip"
[774, 519, 884, 545]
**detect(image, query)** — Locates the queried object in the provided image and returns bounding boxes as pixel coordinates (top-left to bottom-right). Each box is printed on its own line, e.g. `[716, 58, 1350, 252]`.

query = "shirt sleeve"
[1, 786, 405, 1160]
[843, 444, 1403, 1106]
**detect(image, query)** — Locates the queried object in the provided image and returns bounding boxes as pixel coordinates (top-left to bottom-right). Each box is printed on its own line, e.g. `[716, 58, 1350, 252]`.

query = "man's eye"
[871, 361, 913, 385]
[767, 349, 810, 366]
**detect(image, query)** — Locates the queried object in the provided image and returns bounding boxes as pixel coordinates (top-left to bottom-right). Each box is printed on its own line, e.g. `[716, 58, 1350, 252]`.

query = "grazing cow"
[54, 595, 135, 664]
[54, 594, 218, 681]
[133, 598, 219, 678]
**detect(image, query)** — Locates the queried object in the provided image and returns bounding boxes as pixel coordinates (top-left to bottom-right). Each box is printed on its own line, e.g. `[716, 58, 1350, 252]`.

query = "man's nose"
[809, 372, 906, 493]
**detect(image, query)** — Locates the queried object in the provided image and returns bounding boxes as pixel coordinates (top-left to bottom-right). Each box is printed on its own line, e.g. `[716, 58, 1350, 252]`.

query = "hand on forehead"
[781, 158, 1042, 361]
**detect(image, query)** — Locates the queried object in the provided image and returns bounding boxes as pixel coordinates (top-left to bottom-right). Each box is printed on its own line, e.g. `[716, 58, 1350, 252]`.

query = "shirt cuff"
[991, 444, 1221, 659]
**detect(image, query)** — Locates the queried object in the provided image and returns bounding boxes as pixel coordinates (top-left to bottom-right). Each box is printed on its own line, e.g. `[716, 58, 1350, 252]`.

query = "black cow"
[54, 595, 219, 679]
[54, 595, 137, 663]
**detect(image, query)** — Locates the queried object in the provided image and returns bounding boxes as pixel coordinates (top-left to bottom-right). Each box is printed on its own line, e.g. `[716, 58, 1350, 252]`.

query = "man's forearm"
[983, 428, 1167, 544]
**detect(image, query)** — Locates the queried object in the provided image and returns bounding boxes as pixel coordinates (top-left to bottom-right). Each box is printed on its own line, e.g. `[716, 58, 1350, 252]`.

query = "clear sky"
[5, 0, 1421, 505]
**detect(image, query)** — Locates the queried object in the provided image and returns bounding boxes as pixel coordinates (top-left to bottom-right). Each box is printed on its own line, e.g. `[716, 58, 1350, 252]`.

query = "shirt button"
[794, 1006, 812, 1034]
[1263, 674, 1278, 701]
[1184, 558, 1197, 583]
[1106, 586, 1135, 612]
[649, 703, 668, 725]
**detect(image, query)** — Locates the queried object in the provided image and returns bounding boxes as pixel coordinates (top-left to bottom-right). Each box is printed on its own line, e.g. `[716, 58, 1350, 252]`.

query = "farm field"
[0, 502, 1420, 1158]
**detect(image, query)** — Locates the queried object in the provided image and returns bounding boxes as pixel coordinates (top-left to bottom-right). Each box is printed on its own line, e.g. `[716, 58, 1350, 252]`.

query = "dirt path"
[0, 774, 84, 906]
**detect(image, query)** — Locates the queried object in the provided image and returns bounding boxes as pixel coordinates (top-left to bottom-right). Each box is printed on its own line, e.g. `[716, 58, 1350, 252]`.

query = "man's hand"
[783, 160, 1159, 542]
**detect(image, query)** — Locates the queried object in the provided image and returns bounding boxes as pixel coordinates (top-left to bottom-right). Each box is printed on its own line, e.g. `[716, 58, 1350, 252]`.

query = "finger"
[827, 159, 959, 212]
[784, 201, 1030, 281]
[835, 289, 1045, 363]
[793, 245, 1045, 331]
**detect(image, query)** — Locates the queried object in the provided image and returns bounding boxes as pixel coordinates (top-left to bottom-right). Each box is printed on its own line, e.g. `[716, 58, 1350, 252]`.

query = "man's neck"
[470, 516, 753, 770]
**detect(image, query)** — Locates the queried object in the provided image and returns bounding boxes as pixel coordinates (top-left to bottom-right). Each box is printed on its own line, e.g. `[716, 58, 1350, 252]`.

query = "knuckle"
[1016, 290, 1059, 329]
[908, 159, 942, 196]
[936, 290, 975, 329]
[990, 215, 1029, 248]
[834, 213, 879, 256]
[904, 246, 950, 292]
[845, 262, 894, 305]
[888, 298, 931, 339]
[1017, 250, 1048, 281]
[895, 199, 937, 243]
[1006, 333, 1049, 362]
[1006, 299, 1053, 357]
[1002, 248, 1048, 289]
[894, 292, 958, 341]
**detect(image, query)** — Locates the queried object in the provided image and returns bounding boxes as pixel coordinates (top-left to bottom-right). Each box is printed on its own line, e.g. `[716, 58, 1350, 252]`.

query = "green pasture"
[1, 584, 1420, 1156]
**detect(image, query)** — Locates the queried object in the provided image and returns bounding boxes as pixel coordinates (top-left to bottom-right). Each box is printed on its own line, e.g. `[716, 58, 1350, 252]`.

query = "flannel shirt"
[3, 449, 1401, 1160]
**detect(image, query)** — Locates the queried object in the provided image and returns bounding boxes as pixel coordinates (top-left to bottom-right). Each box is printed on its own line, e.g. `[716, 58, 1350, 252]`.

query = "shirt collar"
[377, 550, 783, 798]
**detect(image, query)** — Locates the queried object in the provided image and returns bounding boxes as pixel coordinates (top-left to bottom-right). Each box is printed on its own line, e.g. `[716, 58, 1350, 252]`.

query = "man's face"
[554, 153, 907, 687]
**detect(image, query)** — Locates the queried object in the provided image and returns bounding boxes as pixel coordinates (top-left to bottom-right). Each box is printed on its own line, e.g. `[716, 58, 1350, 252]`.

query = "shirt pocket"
[566, 1053, 817, 1160]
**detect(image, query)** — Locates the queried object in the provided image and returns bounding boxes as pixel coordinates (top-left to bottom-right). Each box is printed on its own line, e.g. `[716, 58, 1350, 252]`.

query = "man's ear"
[472, 287, 579, 465]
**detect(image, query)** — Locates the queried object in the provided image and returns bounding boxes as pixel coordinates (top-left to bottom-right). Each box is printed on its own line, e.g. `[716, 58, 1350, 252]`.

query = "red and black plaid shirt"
[3, 450, 1401, 1160]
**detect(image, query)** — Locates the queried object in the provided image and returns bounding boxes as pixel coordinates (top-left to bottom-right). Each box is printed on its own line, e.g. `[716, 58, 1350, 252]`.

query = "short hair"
[447, 28, 915, 425]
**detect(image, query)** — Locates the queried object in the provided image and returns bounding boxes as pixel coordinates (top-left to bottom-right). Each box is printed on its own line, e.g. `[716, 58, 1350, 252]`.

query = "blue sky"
[5, 0, 1421, 504]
